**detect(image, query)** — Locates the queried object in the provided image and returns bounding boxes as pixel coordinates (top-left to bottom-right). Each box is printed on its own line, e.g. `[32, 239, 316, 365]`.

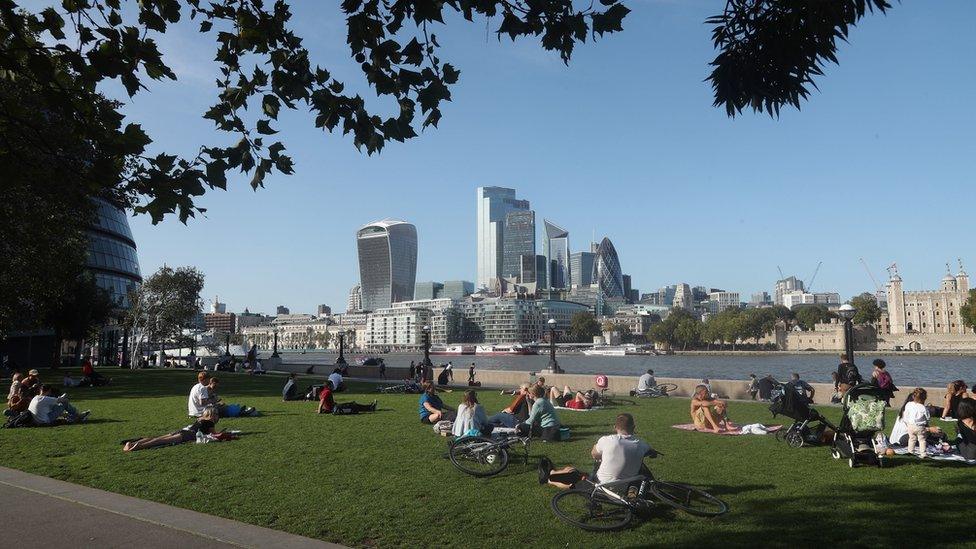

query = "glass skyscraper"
[357, 219, 418, 311]
[476, 187, 530, 289]
[88, 198, 142, 307]
[570, 251, 595, 288]
[593, 237, 624, 298]
[543, 220, 570, 289]
[502, 210, 535, 281]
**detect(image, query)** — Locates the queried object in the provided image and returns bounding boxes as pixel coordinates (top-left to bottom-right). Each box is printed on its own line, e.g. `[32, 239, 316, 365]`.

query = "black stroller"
[769, 383, 836, 448]
[830, 383, 890, 468]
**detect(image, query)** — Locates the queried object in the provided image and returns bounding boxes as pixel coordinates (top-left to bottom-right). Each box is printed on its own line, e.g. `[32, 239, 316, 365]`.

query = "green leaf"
[262, 94, 280, 119]
[256, 119, 277, 135]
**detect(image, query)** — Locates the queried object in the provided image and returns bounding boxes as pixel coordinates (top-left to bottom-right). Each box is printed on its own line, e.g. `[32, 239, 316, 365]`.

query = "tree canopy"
[960, 290, 976, 334]
[124, 266, 205, 360]
[850, 293, 882, 325]
[570, 311, 601, 343]
[792, 304, 834, 331]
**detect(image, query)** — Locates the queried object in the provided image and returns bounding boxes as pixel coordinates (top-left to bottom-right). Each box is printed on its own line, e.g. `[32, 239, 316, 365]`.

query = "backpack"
[3, 410, 35, 429]
[876, 370, 893, 390]
[841, 364, 863, 386]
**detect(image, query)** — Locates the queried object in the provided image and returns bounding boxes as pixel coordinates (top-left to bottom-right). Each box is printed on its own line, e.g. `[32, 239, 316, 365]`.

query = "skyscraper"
[570, 251, 596, 287]
[543, 219, 570, 289]
[357, 219, 418, 311]
[476, 187, 530, 289]
[535, 255, 548, 289]
[519, 255, 537, 284]
[347, 285, 362, 312]
[501, 210, 536, 281]
[592, 237, 624, 298]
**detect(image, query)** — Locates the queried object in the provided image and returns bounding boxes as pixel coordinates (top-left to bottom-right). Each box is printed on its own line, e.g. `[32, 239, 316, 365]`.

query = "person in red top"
[81, 356, 109, 386]
[317, 381, 377, 415]
[549, 385, 594, 410]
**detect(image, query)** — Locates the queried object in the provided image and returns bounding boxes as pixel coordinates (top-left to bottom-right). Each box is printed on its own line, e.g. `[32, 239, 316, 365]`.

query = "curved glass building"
[88, 198, 142, 307]
[357, 219, 418, 311]
[592, 237, 624, 298]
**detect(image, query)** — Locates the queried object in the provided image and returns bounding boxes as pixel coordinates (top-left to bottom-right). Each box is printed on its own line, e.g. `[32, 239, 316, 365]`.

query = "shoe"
[78, 410, 91, 422]
[629, 390, 636, 397]
[370, 400, 377, 412]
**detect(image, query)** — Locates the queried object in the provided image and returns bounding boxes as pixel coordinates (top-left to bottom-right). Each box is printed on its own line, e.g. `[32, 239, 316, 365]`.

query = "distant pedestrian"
[468, 363, 476, 385]
[747, 374, 759, 400]
[789, 373, 815, 403]
[378, 358, 387, 379]
[409, 361, 416, 380]
[871, 359, 896, 405]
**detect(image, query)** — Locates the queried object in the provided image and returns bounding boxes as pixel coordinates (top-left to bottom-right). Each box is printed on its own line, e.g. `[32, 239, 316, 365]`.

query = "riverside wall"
[275, 363, 944, 406]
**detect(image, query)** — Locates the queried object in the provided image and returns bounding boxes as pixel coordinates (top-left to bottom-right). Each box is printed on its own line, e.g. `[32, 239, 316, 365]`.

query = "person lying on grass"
[206, 378, 258, 417]
[419, 381, 455, 424]
[519, 385, 561, 442]
[549, 386, 594, 410]
[690, 384, 736, 433]
[487, 384, 531, 427]
[318, 380, 377, 415]
[29, 385, 90, 425]
[123, 406, 236, 452]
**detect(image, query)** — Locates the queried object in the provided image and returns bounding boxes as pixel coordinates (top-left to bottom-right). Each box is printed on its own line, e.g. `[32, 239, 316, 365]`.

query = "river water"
[273, 351, 976, 387]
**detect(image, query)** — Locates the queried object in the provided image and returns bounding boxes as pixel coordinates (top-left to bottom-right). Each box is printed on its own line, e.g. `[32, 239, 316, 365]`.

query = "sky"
[105, 0, 975, 314]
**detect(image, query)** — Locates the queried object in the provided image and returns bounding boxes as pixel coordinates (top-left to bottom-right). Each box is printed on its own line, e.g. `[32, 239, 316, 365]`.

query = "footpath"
[0, 466, 344, 548]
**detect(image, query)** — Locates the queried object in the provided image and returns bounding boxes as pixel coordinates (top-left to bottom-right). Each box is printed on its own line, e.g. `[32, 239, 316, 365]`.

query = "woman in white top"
[452, 390, 491, 437]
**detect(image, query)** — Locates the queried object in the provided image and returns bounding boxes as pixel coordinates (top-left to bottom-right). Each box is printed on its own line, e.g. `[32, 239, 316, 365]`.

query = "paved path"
[0, 467, 344, 549]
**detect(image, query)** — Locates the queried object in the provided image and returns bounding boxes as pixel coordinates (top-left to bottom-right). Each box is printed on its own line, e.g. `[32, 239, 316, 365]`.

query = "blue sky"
[116, 0, 976, 314]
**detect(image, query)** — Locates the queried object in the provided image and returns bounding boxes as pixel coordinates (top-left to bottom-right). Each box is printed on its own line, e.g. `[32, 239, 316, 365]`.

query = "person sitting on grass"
[935, 380, 969, 420]
[592, 413, 657, 485]
[488, 384, 531, 427]
[437, 365, 453, 387]
[520, 385, 561, 441]
[318, 380, 377, 415]
[690, 384, 736, 433]
[955, 398, 976, 460]
[328, 368, 345, 393]
[207, 378, 257, 417]
[419, 381, 455, 424]
[188, 371, 218, 417]
[20, 369, 41, 399]
[452, 390, 492, 437]
[549, 386, 594, 410]
[282, 373, 304, 401]
[81, 355, 109, 386]
[890, 391, 945, 448]
[28, 385, 90, 425]
[632, 370, 656, 396]
[6, 372, 22, 402]
[123, 406, 225, 452]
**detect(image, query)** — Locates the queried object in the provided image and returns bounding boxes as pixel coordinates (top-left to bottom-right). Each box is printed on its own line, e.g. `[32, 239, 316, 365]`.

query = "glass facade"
[501, 210, 535, 281]
[357, 219, 418, 311]
[441, 280, 474, 300]
[543, 220, 570, 289]
[415, 281, 444, 300]
[87, 199, 141, 307]
[535, 255, 548, 289]
[570, 251, 595, 287]
[593, 237, 624, 298]
[476, 187, 530, 289]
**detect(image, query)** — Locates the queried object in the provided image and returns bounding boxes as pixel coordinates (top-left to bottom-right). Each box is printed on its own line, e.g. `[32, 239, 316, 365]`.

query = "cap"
[28, 369, 39, 376]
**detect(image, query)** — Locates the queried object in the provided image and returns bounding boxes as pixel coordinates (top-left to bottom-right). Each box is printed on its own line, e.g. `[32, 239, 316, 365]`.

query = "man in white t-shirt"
[591, 413, 656, 484]
[328, 369, 344, 392]
[28, 385, 89, 424]
[636, 370, 656, 393]
[188, 371, 216, 417]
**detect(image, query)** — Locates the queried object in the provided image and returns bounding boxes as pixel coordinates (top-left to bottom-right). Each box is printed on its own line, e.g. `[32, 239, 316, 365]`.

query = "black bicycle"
[632, 383, 679, 398]
[448, 429, 531, 477]
[550, 457, 728, 531]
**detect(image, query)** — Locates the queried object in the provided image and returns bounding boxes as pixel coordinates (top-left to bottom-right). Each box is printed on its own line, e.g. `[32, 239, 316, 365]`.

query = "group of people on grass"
[5, 369, 90, 426]
[888, 383, 976, 460]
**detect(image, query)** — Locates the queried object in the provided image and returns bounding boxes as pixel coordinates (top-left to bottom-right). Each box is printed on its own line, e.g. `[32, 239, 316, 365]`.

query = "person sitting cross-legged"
[519, 385, 561, 441]
[28, 385, 90, 425]
[419, 381, 455, 424]
[592, 413, 658, 485]
[452, 390, 492, 437]
[690, 384, 736, 433]
[631, 369, 657, 396]
[282, 373, 305, 401]
[318, 381, 377, 415]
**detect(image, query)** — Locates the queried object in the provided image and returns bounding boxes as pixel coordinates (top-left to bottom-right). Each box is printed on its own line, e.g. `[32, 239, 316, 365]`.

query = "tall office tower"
[592, 237, 624, 298]
[347, 285, 362, 312]
[673, 283, 693, 311]
[570, 251, 596, 287]
[501, 210, 536, 280]
[519, 254, 537, 284]
[414, 281, 445, 300]
[535, 255, 548, 289]
[543, 220, 570, 289]
[276, 305, 290, 315]
[476, 187, 530, 289]
[622, 275, 633, 302]
[357, 219, 418, 311]
[441, 280, 474, 300]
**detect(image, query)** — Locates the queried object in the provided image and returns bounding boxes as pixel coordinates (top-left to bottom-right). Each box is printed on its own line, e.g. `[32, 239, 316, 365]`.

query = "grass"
[1, 368, 973, 548]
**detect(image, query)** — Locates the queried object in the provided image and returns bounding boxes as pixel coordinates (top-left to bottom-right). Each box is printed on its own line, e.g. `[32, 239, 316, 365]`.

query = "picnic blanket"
[554, 406, 605, 412]
[890, 446, 976, 464]
[671, 423, 783, 436]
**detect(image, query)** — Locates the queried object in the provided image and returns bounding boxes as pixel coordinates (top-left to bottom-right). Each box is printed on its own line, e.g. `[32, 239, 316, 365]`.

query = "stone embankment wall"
[274, 362, 945, 406]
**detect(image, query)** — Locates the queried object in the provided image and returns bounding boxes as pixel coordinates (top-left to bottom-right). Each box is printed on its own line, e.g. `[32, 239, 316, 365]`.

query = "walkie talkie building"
[357, 219, 418, 311]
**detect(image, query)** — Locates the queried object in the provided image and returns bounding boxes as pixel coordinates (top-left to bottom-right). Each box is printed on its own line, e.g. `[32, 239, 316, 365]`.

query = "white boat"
[581, 345, 639, 357]
[430, 344, 476, 356]
[475, 343, 536, 355]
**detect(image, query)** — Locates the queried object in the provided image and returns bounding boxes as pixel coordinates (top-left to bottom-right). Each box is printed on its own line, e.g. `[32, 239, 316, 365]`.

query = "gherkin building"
[592, 237, 624, 298]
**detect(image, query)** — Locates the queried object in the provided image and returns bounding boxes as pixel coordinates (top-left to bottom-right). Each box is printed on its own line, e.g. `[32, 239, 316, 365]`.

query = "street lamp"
[271, 329, 279, 358]
[546, 318, 562, 374]
[422, 325, 432, 378]
[336, 331, 348, 365]
[224, 332, 231, 356]
[838, 303, 857, 366]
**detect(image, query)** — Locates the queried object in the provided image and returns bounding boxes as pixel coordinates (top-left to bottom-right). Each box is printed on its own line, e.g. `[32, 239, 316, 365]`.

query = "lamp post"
[271, 329, 279, 358]
[422, 325, 432, 379]
[546, 318, 562, 374]
[838, 303, 857, 366]
[224, 332, 231, 356]
[336, 331, 347, 365]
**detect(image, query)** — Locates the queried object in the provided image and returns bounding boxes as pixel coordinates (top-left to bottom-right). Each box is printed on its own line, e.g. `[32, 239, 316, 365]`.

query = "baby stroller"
[769, 383, 835, 448]
[831, 383, 889, 468]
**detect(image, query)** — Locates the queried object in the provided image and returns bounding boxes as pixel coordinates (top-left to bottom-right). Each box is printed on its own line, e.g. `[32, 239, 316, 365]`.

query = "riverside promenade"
[0, 467, 342, 549]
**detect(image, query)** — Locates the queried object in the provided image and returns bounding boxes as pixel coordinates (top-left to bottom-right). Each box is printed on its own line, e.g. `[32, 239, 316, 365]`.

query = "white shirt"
[188, 383, 211, 417]
[28, 395, 59, 424]
[890, 417, 909, 444]
[595, 434, 652, 484]
[637, 374, 655, 392]
[282, 379, 295, 399]
[7, 380, 20, 401]
[452, 403, 488, 437]
[328, 372, 343, 390]
[902, 401, 930, 427]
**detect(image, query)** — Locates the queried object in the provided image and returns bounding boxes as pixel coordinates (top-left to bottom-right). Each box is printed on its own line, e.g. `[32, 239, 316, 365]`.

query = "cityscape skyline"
[122, 0, 974, 315]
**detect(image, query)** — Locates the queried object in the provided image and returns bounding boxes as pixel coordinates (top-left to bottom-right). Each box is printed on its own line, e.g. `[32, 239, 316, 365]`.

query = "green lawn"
[1, 369, 973, 548]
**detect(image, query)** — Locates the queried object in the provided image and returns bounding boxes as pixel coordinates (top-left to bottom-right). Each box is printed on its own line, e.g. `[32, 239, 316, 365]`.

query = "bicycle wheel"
[648, 482, 728, 517]
[653, 383, 678, 396]
[449, 437, 509, 477]
[551, 490, 634, 531]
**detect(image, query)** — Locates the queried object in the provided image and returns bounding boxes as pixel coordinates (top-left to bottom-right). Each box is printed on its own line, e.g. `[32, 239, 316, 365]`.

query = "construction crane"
[777, 266, 785, 280]
[886, 262, 899, 278]
[807, 261, 822, 292]
[860, 258, 887, 304]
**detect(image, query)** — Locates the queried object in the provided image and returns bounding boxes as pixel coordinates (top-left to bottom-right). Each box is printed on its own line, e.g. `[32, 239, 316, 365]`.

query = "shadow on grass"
[32, 368, 297, 401]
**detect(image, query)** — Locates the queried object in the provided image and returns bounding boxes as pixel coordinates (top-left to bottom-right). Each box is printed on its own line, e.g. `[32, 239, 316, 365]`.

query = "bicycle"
[448, 427, 531, 477]
[550, 457, 728, 531]
[377, 382, 420, 394]
[631, 383, 679, 398]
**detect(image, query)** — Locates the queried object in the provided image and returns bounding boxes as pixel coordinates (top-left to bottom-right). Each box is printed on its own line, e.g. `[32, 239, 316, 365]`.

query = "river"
[270, 351, 975, 387]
